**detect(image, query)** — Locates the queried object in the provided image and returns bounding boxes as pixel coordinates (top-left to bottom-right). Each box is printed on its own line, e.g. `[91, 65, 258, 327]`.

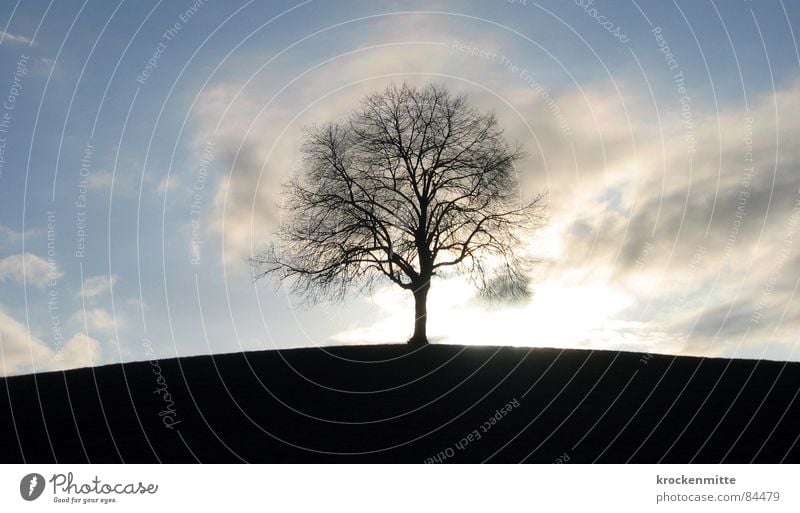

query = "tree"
[253, 83, 545, 345]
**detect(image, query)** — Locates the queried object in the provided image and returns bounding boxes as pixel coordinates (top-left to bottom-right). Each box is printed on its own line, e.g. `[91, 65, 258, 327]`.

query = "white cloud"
[0, 309, 51, 376]
[0, 253, 60, 288]
[191, 27, 484, 268]
[125, 297, 148, 310]
[0, 225, 24, 246]
[184, 14, 800, 361]
[86, 170, 143, 195]
[88, 171, 115, 190]
[156, 175, 173, 194]
[0, 308, 101, 377]
[80, 274, 116, 298]
[0, 225, 41, 249]
[0, 31, 32, 45]
[330, 76, 800, 361]
[57, 333, 102, 370]
[71, 307, 117, 333]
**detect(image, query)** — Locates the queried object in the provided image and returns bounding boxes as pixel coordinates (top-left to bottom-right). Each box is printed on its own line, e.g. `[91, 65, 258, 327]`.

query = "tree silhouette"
[253, 83, 545, 345]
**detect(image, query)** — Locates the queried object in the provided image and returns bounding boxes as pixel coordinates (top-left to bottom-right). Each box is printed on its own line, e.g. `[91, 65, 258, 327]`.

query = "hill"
[0, 344, 797, 463]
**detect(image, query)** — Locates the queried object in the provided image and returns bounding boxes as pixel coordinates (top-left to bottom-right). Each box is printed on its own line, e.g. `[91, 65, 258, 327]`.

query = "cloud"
[57, 333, 102, 369]
[87, 170, 141, 195]
[0, 225, 24, 247]
[189, 17, 653, 270]
[0, 308, 101, 377]
[333, 75, 800, 361]
[561, 80, 800, 356]
[71, 308, 117, 333]
[0, 225, 42, 250]
[88, 171, 115, 191]
[155, 176, 173, 195]
[184, 12, 800, 361]
[80, 274, 116, 298]
[0, 30, 32, 45]
[0, 253, 60, 288]
[0, 309, 51, 376]
[190, 20, 508, 268]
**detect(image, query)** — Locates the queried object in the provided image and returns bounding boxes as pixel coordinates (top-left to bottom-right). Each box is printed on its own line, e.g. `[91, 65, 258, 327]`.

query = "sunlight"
[332, 272, 646, 351]
[434, 277, 635, 348]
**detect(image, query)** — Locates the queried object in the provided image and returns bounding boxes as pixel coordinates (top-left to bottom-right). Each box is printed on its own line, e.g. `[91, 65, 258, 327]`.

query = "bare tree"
[253, 83, 545, 345]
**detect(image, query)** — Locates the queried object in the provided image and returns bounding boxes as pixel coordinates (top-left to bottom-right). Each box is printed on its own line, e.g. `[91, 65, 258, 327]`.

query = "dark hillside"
[1, 345, 797, 463]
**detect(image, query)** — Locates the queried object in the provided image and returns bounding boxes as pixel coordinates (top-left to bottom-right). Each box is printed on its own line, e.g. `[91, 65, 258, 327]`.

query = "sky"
[0, 0, 799, 376]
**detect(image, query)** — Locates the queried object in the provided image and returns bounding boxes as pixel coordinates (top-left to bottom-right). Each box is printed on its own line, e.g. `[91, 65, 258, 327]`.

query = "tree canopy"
[253, 83, 545, 344]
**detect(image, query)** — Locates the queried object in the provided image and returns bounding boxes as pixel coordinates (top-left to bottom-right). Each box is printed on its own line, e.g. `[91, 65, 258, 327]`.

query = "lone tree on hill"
[253, 83, 545, 345]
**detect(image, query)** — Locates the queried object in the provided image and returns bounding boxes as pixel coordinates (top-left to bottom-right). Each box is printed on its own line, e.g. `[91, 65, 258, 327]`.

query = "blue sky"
[1, 0, 799, 375]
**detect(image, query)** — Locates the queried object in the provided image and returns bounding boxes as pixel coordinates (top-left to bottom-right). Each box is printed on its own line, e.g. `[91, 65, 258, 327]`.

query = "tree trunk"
[409, 282, 430, 345]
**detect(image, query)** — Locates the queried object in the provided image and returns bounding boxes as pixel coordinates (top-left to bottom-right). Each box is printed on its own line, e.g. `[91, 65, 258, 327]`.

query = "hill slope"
[1, 344, 798, 463]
